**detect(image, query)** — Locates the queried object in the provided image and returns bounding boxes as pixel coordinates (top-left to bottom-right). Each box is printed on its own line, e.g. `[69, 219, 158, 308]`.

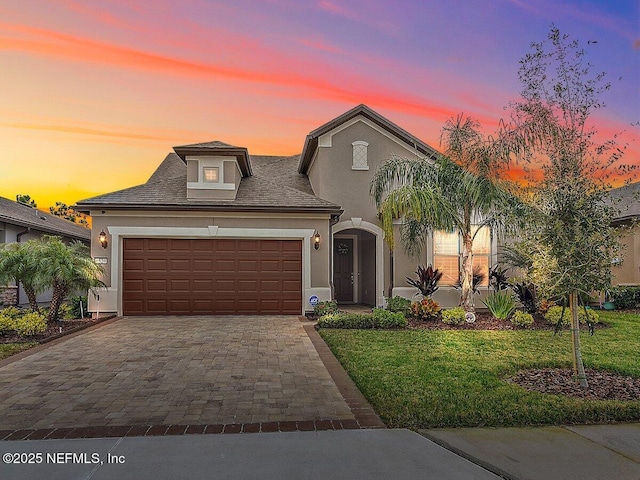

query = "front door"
[334, 238, 354, 303]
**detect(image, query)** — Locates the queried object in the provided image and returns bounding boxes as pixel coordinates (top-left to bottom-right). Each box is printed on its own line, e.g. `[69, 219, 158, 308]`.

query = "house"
[609, 181, 640, 286]
[76, 104, 497, 316]
[0, 196, 91, 306]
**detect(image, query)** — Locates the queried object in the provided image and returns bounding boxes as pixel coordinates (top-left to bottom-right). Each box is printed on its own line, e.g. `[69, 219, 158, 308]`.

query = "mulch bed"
[406, 311, 605, 331]
[0, 317, 114, 344]
[507, 368, 640, 401]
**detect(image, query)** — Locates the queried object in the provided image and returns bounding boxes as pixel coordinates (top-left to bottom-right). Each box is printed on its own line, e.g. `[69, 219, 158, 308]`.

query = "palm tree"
[0, 241, 44, 311]
[370, 115, 514, 313]
[37, 236, 104, 324]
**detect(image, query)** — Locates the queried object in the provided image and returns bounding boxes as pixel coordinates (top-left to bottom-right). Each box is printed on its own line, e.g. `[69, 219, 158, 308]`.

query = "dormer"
[173, 141, 252, 200]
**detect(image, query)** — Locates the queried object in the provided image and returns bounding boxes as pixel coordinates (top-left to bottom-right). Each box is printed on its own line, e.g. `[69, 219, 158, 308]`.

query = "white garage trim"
[103, 225, 315, 315]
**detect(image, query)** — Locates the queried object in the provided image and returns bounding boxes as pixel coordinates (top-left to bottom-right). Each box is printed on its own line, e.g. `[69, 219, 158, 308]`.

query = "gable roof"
[76, 154, 342, 214]
[0, 197, 90, 241]
[608, 181, 640, 222]
[298, 104, 439, 174]
[173, 140, 252, 176]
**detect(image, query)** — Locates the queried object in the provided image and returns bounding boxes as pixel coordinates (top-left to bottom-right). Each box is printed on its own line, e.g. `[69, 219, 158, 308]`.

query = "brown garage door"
[122, 238, 302, 315]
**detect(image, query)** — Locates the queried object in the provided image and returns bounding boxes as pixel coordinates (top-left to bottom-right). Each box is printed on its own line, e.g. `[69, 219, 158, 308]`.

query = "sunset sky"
[1, 0, 638, 209]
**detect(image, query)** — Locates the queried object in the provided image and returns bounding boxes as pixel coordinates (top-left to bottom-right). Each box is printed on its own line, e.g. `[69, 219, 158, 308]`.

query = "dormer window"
[352, 141, 369, 170]
[203, 166, 219, 183]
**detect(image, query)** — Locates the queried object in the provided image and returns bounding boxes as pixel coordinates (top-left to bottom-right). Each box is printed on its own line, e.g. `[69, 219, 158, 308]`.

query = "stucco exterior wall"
[88, 210, 333, 315]
[613, 224, 640, 286]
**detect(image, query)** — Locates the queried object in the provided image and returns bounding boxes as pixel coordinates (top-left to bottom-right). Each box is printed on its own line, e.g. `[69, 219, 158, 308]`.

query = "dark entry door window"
[334, 238, 354, 303]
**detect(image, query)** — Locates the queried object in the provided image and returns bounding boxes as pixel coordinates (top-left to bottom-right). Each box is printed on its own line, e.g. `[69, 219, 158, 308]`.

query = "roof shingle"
[0, 197, 90, 241]
[77, 154, 341, 213]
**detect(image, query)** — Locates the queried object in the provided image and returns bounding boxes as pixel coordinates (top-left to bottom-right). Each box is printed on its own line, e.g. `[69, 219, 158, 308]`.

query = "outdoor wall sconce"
[98, 230, 108, 249]
[313, 230, 321, 250]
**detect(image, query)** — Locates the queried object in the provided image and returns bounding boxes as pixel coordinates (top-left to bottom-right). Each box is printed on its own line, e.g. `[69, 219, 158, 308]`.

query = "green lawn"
[0, 342, 37, 360]
[319, 311, 640, 428]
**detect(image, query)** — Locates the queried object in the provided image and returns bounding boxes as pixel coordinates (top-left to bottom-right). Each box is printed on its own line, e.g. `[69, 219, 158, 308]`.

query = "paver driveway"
[0, 316, 354, 430]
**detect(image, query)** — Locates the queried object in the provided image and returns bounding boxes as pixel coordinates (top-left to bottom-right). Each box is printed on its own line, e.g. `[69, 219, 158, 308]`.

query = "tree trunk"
[569, 291, 588, 387]
[47, 283, 66, 325]
[460, 233, 475, 313]
[22, 283, 39, 312]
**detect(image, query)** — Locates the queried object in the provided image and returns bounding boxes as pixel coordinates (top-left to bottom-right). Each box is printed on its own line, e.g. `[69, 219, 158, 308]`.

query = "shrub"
[511, 281, 537, 314]
[441, 307, 465, 325]
[56, 303, 75, 320]
[482, 291, 516, 320]
[608, 287, 640, 310]
[544, 306, 600, 326]
[410, 298, 441, 321]
[317, 310, 406, 329]
[538, 298, 556, 315]
[511, 310, 534, 327]
[0, 313, 16, 334]
[406, 265, 443, 297]
[69, 295, 88, 318]
[313, 301, 338, 317]
[0, 306, 23, 320]
[13, 311, 47, 336]
[386, 296, 412, 316]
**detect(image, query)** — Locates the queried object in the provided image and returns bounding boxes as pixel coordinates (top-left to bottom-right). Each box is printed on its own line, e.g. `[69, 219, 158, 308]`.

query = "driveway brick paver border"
[0, 315, 384, 440]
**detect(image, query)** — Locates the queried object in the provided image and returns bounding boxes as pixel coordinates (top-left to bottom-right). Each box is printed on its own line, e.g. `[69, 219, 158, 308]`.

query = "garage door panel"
[193, 259, 213, 271]
[193, 279, 214, 291]
[170, 259, 190, 271]
[123, 259, 144, 271]
[282, 260, 302, 272]
[147, 279, 167, 292]
[147, 239, 169, 251]
[215, 259, 236, 272]
[147, 259, 168, 271]
[122, 238, 302, 315]
[238, 260, 258, 272]
[123, 279, 144, 293]
[260, 260, 280, 273]
[170, 279, 190, 291]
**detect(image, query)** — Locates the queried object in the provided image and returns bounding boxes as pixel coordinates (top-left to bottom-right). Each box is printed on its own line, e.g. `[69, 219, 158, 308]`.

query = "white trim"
[333, 219, 385, 307]
[105, 225, 315, 316]
[318, 116, 427, 159]
[187, 182, 236, 190]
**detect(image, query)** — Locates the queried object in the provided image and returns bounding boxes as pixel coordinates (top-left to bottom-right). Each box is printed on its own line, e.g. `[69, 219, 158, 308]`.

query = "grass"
[0, 342, 38, 360]
[319, 311, 640, 428]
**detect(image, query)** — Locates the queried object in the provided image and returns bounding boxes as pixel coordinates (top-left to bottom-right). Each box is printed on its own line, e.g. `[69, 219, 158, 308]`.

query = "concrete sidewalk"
[422, 423, 640, 480]
[0, 429, 499, 480]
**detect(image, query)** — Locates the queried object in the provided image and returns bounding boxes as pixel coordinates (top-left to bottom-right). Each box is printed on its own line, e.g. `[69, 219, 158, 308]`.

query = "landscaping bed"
[0, 316, 109, 345]
[405, 311, 606, 331]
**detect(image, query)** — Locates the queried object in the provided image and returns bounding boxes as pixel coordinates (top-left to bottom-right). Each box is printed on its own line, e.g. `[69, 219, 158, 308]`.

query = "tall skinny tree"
[503, 26, 632, 386]
[371, 115, 514, 313]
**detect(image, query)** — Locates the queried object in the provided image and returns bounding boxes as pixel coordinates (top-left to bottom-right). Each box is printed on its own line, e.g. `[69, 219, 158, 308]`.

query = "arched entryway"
[332, 219, 385, 307]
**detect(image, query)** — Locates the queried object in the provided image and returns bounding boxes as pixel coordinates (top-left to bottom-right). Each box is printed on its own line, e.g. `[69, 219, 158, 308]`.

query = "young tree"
[16, 194, 37, 208]
[503, 26, 633, 386]
[49, 201, 89, 226]
[0, 236, 104, 321]
[371, 115, 515, 313]
[0, 241, 44, 311]
[37, 236, 104, 324]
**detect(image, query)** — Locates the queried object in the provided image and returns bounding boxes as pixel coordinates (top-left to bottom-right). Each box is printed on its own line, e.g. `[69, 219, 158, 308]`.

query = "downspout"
[388, 250, 394, 299]
[14, 227, 30, 306]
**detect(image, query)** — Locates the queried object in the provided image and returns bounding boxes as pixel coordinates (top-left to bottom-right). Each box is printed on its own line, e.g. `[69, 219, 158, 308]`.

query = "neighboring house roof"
[609, 181, 640, 223]
[0, 197, 90, 241]
[76, 154, 342, 214]
[298, 104, 440, 174]
[173, 140, 252, 176]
